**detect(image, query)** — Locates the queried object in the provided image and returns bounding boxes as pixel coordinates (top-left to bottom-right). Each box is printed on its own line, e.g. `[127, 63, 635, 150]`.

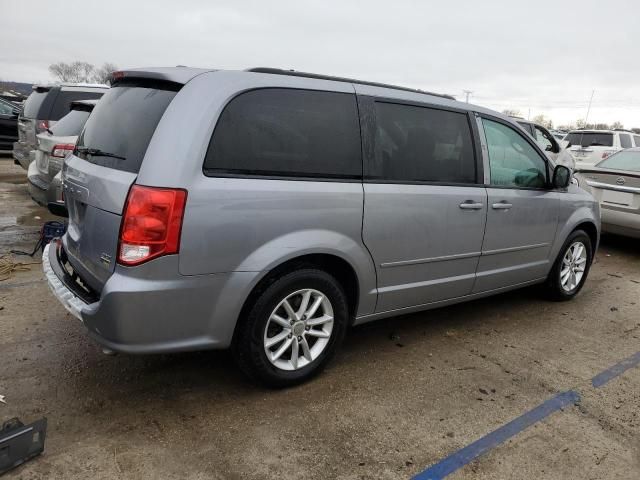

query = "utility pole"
[584, 90, 595, 127]
[463, 90, 473, 103]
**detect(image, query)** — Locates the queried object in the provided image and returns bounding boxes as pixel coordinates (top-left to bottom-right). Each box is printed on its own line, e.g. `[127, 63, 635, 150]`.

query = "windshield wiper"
[75, 146, 126, 161]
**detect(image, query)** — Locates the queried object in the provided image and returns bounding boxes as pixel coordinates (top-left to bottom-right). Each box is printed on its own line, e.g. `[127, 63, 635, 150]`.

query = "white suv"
[566, 129, 639, 168]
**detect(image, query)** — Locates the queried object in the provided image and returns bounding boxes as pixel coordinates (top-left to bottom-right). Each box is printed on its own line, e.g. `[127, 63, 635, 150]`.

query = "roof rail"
[246, 67, 456, 100]
[613, 128, 632, 132]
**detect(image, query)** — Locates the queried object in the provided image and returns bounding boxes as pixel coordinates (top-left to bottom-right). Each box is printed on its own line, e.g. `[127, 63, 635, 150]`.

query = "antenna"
[463, 90, 473, 103]
[584, 90, 595, 126]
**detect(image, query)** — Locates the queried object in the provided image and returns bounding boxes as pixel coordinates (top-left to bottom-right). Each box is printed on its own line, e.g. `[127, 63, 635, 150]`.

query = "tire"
[545, 229, 593, 301]
[233, 268, 349, 388]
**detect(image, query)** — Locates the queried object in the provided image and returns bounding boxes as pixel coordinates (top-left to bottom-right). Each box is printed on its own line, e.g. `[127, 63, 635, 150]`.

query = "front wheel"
[546, 230, 593, 301]
[233, 269, 348, 387]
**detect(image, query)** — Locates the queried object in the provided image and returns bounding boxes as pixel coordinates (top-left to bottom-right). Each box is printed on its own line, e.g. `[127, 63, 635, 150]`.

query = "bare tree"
[532, 114, 553, 129]
[48, 61, 117, 84]
[611, 121, 624, 130]
[90, 63, 119, 84]
[501, 109, 522, 118]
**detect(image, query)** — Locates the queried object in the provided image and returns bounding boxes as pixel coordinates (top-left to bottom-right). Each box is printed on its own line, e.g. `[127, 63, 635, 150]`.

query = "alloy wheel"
[263, 289, 334, 371]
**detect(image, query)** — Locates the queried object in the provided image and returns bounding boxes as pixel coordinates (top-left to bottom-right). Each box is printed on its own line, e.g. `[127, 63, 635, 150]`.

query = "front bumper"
[43, 241, 259, 354]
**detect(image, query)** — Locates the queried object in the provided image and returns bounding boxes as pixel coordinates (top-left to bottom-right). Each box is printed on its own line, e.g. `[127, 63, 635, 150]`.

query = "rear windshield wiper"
[75, 146, 126, 161]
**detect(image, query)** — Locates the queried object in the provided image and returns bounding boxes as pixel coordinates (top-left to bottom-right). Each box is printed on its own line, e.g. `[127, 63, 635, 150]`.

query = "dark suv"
[13, 84, 108, 169]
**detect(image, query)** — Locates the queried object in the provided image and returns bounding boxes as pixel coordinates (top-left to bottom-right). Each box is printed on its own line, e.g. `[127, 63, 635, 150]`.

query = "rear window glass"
[566, 132, 613, 147]
[619, 133, 632, 149]
[22, 90, 50, 118]
[597, 150, 640, 172]
[75, 85, 177, 173]
[50, 109, 91, 137]
[634, 135, 640, 146]
[205, 88, 362, 178]
[372, 102, 476, 184]
[50, 91, 104, 120]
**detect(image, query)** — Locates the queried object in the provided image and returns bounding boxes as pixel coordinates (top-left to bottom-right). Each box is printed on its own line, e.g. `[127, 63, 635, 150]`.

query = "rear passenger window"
[205, 89, 362, 179]
[372, 102, 476, 183]
[634, 135, 640, 147]
[619, 133, 632, 149]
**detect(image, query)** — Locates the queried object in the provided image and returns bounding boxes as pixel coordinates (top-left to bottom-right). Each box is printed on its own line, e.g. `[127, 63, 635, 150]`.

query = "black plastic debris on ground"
[0, 417, 47, 475]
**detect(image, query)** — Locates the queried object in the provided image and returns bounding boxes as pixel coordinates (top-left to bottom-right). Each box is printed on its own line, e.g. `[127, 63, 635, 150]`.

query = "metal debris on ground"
[0, 417, 47, 475]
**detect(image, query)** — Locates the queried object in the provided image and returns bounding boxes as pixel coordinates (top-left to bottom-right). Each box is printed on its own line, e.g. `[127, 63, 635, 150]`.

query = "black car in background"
[0, 98, 20, 153]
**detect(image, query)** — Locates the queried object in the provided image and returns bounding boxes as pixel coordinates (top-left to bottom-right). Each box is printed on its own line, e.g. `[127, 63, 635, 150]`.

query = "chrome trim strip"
[380, 251, 481, 268]
[481, 242, 549, 256]
[475, 114, 491, 185]
[42, 243, 87, 321]
[586, 180, 640, 194]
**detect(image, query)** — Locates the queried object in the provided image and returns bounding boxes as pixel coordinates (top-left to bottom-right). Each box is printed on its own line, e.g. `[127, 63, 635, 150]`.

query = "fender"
[549, 204, 600, 267]
[235, 229, 377, 316]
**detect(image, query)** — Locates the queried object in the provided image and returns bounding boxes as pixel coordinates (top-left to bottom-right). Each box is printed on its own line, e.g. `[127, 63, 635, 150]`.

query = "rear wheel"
[233, 269, 348, 387]
[546, 230, 593, 301]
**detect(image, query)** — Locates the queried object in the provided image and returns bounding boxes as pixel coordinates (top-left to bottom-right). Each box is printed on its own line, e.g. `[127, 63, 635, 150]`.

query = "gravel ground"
[1, 158, 639, 479]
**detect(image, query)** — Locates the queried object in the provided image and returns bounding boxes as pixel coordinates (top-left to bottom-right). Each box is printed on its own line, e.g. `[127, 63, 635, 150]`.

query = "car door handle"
[459, 201, 484, 210]
[492, 202, 513, 210]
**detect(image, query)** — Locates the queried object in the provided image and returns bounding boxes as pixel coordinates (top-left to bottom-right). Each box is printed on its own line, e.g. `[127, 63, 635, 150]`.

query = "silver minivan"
[43, 67, 600, 386]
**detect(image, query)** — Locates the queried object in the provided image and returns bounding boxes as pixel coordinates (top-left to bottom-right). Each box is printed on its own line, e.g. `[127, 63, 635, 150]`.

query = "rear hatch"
[19, 87, 54, 147]
[35, 134, 77, 178]
[35, 103, 95, 179]
[566, 131, 616, 165]
[61, 80, 180, 293]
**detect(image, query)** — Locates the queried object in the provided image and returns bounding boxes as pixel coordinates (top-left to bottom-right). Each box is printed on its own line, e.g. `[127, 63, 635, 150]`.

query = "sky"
[3, 0, 640, 128]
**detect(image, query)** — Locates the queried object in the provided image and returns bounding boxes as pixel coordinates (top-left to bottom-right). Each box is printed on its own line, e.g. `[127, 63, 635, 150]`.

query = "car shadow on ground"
[55, 233, 636, 404]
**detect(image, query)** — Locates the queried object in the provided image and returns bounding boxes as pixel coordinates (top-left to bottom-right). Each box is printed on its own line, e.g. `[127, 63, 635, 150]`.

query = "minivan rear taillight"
[51, 144, 75, 158]
[118, 185, 187, 266]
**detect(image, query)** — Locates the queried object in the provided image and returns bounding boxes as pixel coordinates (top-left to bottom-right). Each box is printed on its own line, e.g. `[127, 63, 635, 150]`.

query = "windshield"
[22, 90, 50, 118]
[596, 150, 640, 172]
[566, 132, 613, 147]
[75, 84, 177, 173]
[50, 109, 91, 137]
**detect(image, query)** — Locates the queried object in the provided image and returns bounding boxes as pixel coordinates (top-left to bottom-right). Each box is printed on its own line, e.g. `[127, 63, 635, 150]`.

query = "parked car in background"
[512, 117, 573, 168]
[27, 99, 98, 208]
[551, 130, 567, 141]
[565, 129, 638, 169]
[512, 118, 561, 158]
[13, 84, 107, 169]
[43, 67, 599, 387]
[574, 148, 640, 238]
[0, 98, 20, 154]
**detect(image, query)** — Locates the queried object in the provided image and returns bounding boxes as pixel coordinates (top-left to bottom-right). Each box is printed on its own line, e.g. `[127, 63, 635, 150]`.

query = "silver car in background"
[13, 84, 107, 169]
[28, 99, 98, 208]
[575, 148, 640, 238]
[43, 67, 600, 387]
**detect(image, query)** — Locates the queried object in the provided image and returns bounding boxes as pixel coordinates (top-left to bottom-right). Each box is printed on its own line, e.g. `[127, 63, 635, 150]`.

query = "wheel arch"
[231, 252, 365, 347]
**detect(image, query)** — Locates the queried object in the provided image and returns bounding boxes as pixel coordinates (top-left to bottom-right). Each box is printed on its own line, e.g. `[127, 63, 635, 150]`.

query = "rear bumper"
[27, 161, 49, 206]
[12, 142, 33, 170]
[601, 208, 640, 238]
[43, 241, 260, 354]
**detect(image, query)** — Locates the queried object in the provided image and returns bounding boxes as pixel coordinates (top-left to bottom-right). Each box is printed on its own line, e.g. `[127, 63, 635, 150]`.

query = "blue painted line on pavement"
[592, 351, 640, 388]
[412, 390, 581, 480]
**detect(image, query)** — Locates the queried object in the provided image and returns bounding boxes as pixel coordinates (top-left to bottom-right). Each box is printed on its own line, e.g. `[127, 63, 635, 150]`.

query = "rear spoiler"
[110, 67, 212, 88]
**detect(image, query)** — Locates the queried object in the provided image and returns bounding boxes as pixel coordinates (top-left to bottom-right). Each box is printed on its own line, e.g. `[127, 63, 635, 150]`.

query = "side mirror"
[552, 165, 571, 189]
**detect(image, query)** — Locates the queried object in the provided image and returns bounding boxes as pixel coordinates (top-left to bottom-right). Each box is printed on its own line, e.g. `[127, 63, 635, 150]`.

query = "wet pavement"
[1, 157, 639, 479]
